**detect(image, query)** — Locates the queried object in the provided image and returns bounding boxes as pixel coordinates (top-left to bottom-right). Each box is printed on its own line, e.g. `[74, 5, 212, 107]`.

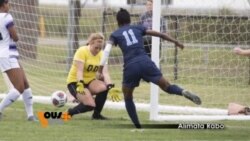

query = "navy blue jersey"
[109, 25, 149, 65]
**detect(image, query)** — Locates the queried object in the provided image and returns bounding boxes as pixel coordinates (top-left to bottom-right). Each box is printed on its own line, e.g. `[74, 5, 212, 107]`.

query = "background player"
[138, 0, 167, 58]
[0, 0, 36, 121]
[97, 8, 201, 128]
[67, 33, 120, 119]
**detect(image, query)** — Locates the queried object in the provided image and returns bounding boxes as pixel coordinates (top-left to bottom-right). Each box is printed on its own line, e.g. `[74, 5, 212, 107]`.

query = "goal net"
[0, 0, 250, 121]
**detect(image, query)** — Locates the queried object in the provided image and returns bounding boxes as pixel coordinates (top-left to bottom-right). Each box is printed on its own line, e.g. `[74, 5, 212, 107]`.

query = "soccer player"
[233, 47, 250, 56]
[67, 33, 119, 120]
[138, 0, 167, 58]
[0, 0, 36, 121]
[97, 8, 202, 128]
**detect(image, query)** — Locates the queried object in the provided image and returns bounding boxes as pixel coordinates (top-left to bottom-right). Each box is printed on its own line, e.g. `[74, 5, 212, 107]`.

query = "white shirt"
[0, 13, 19, 58]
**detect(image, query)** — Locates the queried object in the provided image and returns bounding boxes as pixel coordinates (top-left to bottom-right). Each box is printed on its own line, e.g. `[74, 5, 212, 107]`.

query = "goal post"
[1, 0, 250, 121]
[67, 0, 81, 71]
[150, 0, 161, 120]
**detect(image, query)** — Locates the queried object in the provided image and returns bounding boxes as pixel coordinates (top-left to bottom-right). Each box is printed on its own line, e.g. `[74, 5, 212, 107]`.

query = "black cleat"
[67, 108, 73, 117]
[182, 90, 202, 105]
[0, 112, 2, 120]
[92, 114, 108, 120]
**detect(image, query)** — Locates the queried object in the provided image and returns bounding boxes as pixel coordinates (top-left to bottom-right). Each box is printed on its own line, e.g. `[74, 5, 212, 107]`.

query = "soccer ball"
[51, 90, 67, 107]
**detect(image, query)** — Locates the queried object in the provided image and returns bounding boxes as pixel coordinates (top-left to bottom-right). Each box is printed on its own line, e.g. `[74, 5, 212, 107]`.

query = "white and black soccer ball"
[51, 90, 67, 107]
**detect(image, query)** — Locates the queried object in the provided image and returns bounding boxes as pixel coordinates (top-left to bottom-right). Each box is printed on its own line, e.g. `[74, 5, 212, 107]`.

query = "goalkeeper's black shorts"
[67, 80, 94, 99]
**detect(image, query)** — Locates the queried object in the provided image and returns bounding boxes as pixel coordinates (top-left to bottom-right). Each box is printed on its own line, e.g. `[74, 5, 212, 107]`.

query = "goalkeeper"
[66, 33, 121, 120]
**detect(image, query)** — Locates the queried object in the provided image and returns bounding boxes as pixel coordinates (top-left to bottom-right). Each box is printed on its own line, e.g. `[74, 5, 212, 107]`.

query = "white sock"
[0, 88, 20, 113]
[22, 88, 34, 117]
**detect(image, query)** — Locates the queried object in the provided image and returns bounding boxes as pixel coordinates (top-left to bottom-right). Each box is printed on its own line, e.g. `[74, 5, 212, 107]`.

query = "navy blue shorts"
[123, 60, 162, 88]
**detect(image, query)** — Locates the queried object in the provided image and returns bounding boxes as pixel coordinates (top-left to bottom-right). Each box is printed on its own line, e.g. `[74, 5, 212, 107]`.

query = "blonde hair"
[86, 33, 104, 45]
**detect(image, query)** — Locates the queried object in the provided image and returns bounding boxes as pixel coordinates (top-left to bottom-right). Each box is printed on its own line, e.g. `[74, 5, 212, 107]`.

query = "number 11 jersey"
[109, 25, 149, 66]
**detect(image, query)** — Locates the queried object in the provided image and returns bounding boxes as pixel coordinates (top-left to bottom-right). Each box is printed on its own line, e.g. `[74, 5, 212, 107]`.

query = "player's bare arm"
[233, 47, 250, 56]
[7, 26, 18, 42]
[145, 30, 184, 49]
[102, 64, 112, 84]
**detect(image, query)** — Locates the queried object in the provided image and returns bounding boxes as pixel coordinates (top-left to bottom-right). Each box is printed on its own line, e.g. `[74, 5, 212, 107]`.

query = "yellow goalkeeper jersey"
[67, 45, 103, 84]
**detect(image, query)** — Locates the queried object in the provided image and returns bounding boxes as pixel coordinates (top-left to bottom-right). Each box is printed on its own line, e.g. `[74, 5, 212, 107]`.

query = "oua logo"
[37, 111, 71, 127]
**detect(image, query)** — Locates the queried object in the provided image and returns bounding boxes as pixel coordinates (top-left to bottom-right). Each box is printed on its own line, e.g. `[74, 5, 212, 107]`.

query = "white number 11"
[122, 29, 138, 46]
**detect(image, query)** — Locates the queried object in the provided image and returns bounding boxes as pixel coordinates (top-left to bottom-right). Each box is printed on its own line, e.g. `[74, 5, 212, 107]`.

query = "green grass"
[0, 102, 250, 141]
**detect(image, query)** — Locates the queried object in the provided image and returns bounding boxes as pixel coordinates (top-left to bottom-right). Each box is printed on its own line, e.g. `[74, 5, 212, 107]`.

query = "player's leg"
[123, 86, 141, 128]
[67, 83, 95, 117]
[19, 64, 36, 121]
[123, 64, 142, 128]
[69, 90, 95, 117]
[142, 60, 201, 105]
[88, 79, 107, 94]
[0, 58, 24, 118]
[1, 66, 36, 121]
[88, 79, 108, 120]
[142, 60, 181, 96]
[2, 72, 13, 90]
[1, 72, 14, 119]
[157, 77, 201, 105]
[0, 69, 22, 117]
[76, 89, 95, 107]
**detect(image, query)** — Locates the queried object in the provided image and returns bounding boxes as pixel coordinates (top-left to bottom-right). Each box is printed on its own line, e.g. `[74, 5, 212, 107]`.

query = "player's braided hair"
[116, 8, 131, 27]
[0, 0, 8, 7]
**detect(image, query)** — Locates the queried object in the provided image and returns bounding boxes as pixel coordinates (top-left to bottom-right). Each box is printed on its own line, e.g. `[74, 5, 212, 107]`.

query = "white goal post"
[0, 0, 250, 121]
[150, 0, 250, 121]
[149, 0, 161, 120]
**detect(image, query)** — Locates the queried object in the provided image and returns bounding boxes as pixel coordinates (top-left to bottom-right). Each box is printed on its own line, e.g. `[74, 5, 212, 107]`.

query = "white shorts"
[0, 57, 20, 72]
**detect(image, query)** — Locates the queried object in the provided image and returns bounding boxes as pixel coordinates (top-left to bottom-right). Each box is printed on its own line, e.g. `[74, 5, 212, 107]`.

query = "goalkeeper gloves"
[76, 80, 85, 94]
[107, 84, 121, 102]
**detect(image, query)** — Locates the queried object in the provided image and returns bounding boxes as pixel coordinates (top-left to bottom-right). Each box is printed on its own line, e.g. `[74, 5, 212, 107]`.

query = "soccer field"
[1, 44, 250, 141]
[1, 1, 250, 140]
[0, 102, 250, 141]
[0, 44, 250, 141]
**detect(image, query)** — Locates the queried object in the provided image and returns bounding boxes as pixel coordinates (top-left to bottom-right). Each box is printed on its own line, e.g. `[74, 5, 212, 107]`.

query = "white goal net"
[0, 0, 250, 121]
